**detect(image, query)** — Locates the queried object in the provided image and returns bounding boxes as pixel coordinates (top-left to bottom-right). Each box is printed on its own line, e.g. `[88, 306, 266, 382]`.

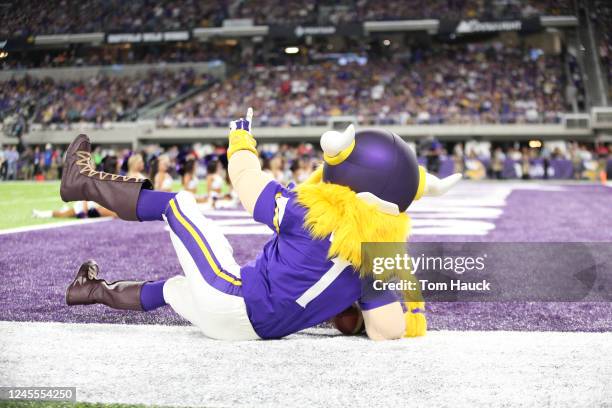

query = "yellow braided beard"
[295, 167, 410, 273]
[295, 167, 426, 338]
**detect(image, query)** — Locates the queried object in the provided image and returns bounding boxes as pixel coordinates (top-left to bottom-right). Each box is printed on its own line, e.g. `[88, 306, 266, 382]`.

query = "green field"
[0, 182, 67, 230]
[0, 181, 214, 231]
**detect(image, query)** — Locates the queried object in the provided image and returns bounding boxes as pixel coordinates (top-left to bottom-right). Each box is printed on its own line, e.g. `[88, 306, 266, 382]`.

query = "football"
[332, 304, 365, 335]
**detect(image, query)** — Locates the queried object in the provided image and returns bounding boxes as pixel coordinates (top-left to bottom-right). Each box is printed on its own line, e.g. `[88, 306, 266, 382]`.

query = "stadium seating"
[159, 44, 566, 127]
[0, 0, 575, 37]
[0, 69, 212, 126]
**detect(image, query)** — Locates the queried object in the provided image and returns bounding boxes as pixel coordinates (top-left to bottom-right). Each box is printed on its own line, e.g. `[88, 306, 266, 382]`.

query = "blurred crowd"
[0, 0, 225, 38]
[349, 0, 572, 23]
[160, 44, 566, 127]
[0, 69, 212, 129]
[0, 45, 216, 71]
[1, 44, 568, 128]
[0, 0, 575, 38]
[424, 140, 612, 181]
[2, 140, 610, 186]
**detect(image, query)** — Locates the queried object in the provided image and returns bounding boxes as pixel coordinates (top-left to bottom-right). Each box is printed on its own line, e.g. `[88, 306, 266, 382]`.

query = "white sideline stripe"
[0, 197, 62, 205]
[219, 226, 492, 236]
[0, 321, 610, 407]
[201, 209, 251, 217]
[222, 226, 273, 235]
[296, 258, 350, 308]
[0, 217, 113, 236]
[212, 218, 260, 226]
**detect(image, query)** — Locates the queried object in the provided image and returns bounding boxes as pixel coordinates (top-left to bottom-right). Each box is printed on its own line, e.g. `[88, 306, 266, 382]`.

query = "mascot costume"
[62, 108, 460, 340]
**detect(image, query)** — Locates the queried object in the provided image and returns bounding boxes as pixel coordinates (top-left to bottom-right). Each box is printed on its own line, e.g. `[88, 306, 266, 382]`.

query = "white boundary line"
[0, 217, 113, 236]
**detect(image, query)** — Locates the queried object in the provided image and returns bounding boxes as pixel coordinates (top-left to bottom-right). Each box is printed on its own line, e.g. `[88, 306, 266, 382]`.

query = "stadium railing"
[1, 116, 596, 147]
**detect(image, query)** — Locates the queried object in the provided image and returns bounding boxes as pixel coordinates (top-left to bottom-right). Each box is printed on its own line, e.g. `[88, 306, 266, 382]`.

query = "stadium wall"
[1, 122, 594, 147]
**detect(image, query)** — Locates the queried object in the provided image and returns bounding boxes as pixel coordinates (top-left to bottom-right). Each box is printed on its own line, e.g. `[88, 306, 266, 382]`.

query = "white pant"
[162, 191, 260, 341]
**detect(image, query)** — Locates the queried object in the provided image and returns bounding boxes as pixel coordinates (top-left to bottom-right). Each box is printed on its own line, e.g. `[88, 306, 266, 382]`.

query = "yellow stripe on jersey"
[169, 199, 242, 286]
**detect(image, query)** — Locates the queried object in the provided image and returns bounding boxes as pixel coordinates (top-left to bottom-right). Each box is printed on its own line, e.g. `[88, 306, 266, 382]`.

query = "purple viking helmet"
[321, 125, 423, 213]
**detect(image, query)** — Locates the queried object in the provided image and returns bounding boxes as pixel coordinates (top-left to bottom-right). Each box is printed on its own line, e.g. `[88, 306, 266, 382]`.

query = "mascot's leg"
[66, 260, 167, 311]
[163, 191, 259, 340]
[60, 134, 175, 221]
[162, 275, 206, 327]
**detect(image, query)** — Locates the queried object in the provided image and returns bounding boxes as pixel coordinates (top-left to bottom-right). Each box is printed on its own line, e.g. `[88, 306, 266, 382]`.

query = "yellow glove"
[227, 107, 258, 160]
[403, 301, 427, 337]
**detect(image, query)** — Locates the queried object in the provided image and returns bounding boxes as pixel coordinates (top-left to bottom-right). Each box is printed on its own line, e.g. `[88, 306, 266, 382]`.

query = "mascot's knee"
[174, 190, 198, 212]
[163, 275, 188, 305]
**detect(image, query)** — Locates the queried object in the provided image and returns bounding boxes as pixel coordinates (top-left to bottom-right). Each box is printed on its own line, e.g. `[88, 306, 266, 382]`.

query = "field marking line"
[0, 197, 64, 206]
[0, 217, 113, 236]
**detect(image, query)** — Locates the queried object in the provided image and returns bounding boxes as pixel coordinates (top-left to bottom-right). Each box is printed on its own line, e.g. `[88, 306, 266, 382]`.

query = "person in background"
[0, 145, 5, 180]
[33, 146, 42, 178]
[452, 143, 465, 175]
[425, 138, 442, 176]
[92, 146, 103, 170]
[33, 201, 117, 219]
[540, 144, 551, 180]
[126, 154, 146, 179]
[181, 158, 200, 194]
[44, 143, 54, 179]
[465, 150, 486, 180]
[14, 146, 27, 180]
[521, 147, 531, 180]
[101, 155, 120, 175]
[491, 147, 505, 179]
[206, 159, 224, 207]
[264, 155, 287, 184]
[150, 154, 174, 192]
[57, 147, 65, 179]
[289, 159, 306, 185]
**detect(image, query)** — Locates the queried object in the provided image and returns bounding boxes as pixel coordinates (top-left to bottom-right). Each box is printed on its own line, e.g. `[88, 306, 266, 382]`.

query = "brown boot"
[60, 134, 153, 221]
[66, 260, 144, 311]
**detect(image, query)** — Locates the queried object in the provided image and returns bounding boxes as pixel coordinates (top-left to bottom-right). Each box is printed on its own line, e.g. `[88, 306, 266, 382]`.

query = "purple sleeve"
[358, 276, 403, 311]
[253, 180, 286, 230]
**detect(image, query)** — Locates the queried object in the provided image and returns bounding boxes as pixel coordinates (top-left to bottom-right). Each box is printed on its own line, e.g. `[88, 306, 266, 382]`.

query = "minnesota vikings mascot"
[62, 108, 460, 340]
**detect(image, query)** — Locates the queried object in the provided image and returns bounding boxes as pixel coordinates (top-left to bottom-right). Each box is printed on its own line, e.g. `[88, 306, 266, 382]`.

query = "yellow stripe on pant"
[169, 199, 242, 286]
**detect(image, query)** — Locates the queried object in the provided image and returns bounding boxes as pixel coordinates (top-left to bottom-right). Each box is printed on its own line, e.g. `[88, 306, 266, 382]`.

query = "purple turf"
[1, 183, 611, 331]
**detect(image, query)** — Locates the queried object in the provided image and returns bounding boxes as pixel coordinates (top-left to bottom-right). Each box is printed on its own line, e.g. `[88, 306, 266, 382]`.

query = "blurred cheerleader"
[150, 154, 173, 192]
[181, 159, 199, 194]
[180, 158, 209, 203]
[33, 201, 116, 219]
[206, 159, 225, 208]
[126, 154, 146, 179]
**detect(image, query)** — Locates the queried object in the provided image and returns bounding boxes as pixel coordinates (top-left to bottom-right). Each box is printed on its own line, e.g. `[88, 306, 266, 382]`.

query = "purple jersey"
[241, 181, 400, 339]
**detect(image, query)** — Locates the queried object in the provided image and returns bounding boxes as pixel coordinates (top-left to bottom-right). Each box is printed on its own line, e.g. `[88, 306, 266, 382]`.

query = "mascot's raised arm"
[61, 107, 460, 341]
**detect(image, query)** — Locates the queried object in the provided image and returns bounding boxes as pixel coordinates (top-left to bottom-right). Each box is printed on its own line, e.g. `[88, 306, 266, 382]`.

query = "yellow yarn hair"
[295, 167, 410, 274]
[296, 167, 427, 338]
[404, 302, 427, 337]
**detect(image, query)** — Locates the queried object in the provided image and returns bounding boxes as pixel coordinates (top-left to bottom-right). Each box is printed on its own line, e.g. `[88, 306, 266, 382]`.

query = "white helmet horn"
[320, 124, 355, 158]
